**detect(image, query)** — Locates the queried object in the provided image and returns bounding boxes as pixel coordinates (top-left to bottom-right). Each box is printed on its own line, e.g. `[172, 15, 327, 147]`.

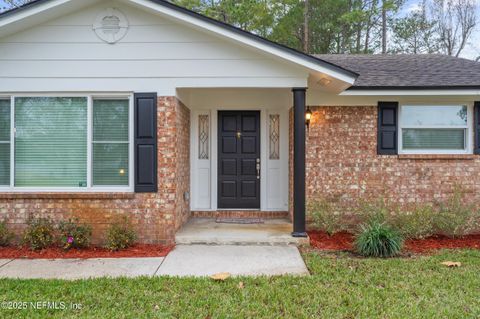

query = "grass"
[0, 249, 479, 318]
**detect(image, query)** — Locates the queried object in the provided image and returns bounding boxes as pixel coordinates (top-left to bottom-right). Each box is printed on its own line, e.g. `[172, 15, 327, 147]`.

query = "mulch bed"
[308, 231, 480, 253]
[0, 244, 174, 259]
[405, 235, 480, 253]
[308, 231, 354, 251]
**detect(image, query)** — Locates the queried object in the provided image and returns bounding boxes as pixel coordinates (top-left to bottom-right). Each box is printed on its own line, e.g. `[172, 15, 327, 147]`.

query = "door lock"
[236, 131, 242, 139]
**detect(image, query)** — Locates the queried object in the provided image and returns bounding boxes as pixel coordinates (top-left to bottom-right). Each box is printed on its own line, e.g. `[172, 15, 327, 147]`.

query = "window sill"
[0, 193, 136, 200]
[398, 154, 476, 160]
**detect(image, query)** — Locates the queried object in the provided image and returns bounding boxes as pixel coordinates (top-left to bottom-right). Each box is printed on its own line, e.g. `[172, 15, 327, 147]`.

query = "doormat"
[215, 218, 265, 224]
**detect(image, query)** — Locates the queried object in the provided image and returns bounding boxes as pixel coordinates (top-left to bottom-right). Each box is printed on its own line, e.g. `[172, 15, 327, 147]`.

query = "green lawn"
[0, 250, 479, 318]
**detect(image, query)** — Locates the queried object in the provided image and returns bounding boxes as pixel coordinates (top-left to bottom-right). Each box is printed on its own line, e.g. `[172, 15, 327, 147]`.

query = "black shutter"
[134, 93, 158, 192]
[475, 102, 480, 155]
[377, 102, 398, 155]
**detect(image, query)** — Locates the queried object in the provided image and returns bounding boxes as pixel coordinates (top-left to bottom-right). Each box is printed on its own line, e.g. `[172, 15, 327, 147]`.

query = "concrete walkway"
[0, 257, 164, 280]
[157, 245, 308, 277]
[0, 245, 309, 279]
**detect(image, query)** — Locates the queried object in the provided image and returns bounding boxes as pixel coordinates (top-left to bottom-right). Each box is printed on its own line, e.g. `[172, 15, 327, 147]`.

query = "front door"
[218, 111, 260, 209]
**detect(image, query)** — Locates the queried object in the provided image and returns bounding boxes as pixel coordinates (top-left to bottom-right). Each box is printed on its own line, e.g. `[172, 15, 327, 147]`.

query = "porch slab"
[175, 218, 309, 245]
[0, 258, 164, 280]
[156, 245, 309, 277]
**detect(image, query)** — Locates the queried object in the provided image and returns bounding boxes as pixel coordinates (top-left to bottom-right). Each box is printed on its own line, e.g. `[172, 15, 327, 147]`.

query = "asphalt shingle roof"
[315, 54, 480, 90]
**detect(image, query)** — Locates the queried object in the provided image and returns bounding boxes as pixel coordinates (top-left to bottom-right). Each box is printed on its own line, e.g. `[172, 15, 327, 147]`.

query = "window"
[0, 95, 132, 191]
[399, 105, 471, 154]
[0, 100, 10, 186]
[15, 97, 88, 187]
[93, 99, 129, 186]
[198, 114, 209, 160]
[269, 114, 280, 160]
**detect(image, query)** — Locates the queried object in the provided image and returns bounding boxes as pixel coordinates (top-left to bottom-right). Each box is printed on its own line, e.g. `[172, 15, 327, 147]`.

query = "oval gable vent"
[93, 8, 129, 44]
[102, 15, 121, 35]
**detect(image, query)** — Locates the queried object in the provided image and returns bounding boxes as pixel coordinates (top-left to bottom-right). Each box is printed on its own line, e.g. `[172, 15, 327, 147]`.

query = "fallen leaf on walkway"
[210, 272, 231, 281]
[238, 281, 245, 289]
[441, 261, 462, 267]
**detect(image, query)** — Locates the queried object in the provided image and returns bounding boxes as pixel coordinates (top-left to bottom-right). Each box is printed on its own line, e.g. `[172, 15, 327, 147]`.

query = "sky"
[400, 0, 480, 59]
[0, 0, 479, 59]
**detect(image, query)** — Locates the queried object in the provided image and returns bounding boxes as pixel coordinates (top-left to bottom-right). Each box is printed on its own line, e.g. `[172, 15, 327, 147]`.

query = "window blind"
[402, 129, 465, 150]
[93, 99, 129, 186]
[14, 97, 87, 187]
[0, 100, 10, 185]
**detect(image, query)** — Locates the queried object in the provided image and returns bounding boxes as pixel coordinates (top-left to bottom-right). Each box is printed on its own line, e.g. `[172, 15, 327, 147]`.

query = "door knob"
[256, 158, 260, 179]
[236, 131, 242, 139]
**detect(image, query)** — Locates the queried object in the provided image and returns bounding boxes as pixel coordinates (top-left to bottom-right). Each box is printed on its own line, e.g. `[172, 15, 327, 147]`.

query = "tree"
[392, 0, 438, 54]
[2, 0, 480, 59]
[172, 0, 274, 37]
[303, 0, 309, 53]
[431, 0, 477, 57]
[381, 0, 404, 53]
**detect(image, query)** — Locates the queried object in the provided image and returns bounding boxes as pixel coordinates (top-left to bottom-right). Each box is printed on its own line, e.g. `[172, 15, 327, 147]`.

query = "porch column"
[292, 87, 307, 237]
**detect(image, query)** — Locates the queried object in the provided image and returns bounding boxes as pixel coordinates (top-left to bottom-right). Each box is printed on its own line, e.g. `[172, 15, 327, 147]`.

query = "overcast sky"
[400, 0, 480, 59]
[0, 0, 479, 59]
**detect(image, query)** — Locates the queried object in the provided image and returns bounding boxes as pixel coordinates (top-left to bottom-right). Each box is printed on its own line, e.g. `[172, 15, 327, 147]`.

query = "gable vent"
[102, 15, 121, 35]
[93, 8, 129, 44]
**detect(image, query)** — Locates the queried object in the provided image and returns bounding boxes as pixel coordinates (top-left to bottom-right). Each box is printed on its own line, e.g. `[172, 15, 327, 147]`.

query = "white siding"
[0, 1, 308, 94]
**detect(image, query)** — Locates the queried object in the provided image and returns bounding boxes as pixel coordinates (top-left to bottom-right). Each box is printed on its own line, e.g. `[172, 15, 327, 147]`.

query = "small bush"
[0, 221, 13, 247]
[355, 221, 403, 258]
[58, 219, 92, 250]
[23, 217, 55, 250]
[391, 204, 436, 240]
[434, 189, 480, 238]
[355, 198, 392, 225]
[308, 199, 346, 235]
[105, 216, 136, 251]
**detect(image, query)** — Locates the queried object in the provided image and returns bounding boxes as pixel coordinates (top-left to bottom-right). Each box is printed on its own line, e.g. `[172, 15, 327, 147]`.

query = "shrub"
[0, 221, 13, 247]
[308, 199, 346, 235]
[391, 204, 436, 240]
[355, 221, 403, 258]
[434, 189, 480, 238]
[23, 217, 55, 250]
[104, 216, 136, 251]
[355, 198, 392, 225]
[58, 219, 92, 250]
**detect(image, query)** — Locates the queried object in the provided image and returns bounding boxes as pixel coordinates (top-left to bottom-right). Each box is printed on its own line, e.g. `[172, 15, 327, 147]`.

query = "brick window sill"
[0, 193, 136, 200]
[398, 154, 476, 160]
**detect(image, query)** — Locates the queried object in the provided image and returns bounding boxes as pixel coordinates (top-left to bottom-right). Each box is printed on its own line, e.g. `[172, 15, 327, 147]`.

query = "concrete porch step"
[191, 210, 289, 219]
[175, 218, 309, 246]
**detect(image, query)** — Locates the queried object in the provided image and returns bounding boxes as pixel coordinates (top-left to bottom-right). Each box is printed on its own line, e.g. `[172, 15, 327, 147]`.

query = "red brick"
[0, 97, 191, 245]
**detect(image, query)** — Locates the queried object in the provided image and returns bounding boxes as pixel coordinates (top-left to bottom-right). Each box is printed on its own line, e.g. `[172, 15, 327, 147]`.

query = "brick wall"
[290, 105, 480, 219]
[0, 97, 190, 245]
[174, 100, 191, 231]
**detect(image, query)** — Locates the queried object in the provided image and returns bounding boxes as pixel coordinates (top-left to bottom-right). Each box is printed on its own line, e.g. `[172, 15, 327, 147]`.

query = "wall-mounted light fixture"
[305, 106, 312, 130]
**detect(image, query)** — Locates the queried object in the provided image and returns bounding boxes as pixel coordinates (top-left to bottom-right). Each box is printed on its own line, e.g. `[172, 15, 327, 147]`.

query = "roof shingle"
[315, 54, 480, 90]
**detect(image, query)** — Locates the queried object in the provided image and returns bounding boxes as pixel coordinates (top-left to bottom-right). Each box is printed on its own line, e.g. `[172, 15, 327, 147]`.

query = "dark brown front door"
[218, 111, 260, 209]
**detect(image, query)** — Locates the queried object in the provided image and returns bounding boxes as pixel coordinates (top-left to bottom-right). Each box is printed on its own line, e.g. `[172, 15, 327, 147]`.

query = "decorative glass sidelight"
[198, 114, 209, 159]
[269, 114, 280, 160]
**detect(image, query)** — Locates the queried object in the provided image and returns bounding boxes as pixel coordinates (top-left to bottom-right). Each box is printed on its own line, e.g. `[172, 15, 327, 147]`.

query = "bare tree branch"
[432, 0, 477, 56]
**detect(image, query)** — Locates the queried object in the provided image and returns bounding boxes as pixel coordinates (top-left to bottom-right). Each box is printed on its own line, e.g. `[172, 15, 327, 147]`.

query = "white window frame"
[0, 93, 134, 193]
[398, 103, 473, 155]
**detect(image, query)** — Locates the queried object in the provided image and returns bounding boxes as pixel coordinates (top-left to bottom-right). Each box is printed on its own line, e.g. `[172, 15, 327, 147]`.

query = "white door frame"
[190, 106, 288, 211]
